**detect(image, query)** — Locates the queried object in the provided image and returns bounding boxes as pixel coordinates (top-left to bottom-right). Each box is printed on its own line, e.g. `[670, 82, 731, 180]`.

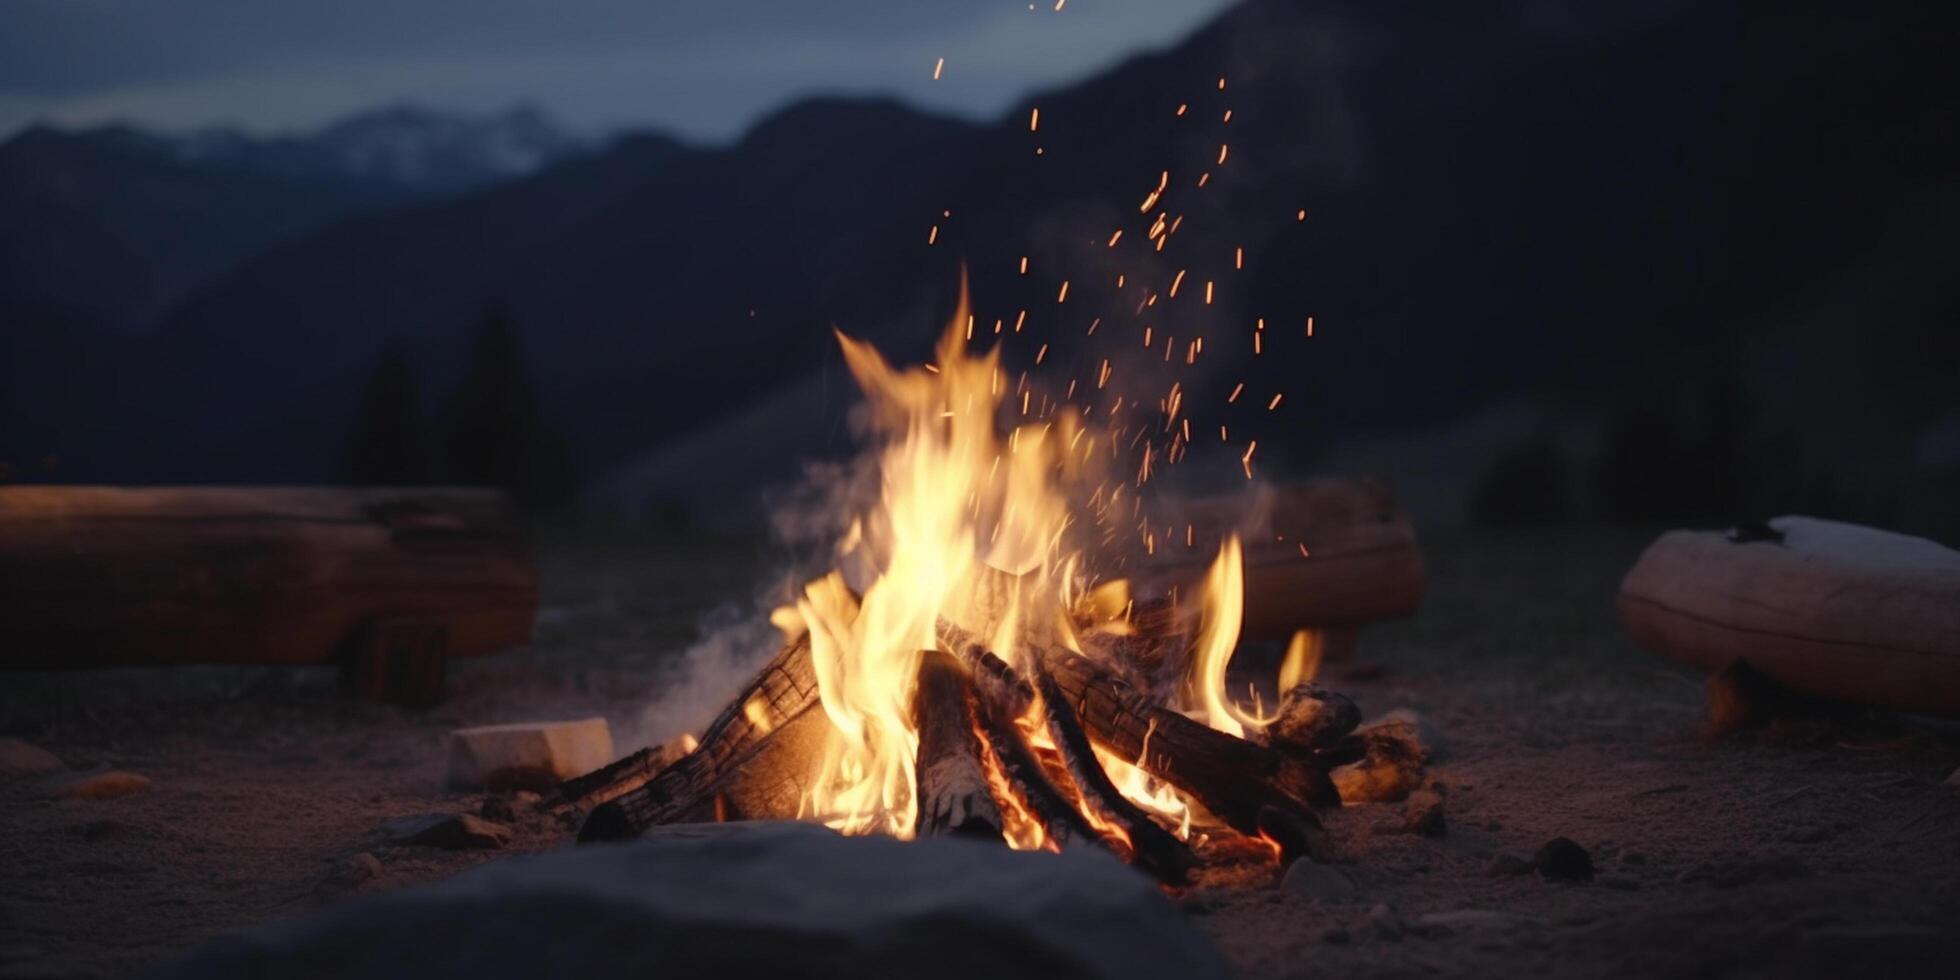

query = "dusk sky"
[0, 0, 1235, 139]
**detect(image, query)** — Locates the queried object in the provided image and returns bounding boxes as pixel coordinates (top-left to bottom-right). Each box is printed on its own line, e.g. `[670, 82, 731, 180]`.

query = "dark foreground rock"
[155, 821, 1230, 980]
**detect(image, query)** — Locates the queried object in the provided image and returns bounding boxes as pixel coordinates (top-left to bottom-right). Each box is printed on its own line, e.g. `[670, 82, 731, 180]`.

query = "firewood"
[1034, 645, 1333, 829]
[557, 733, 696, 807]
[1031, 667, 1197, 883]
[1266, 683, 1361, 755]
[911, 650, 1004, 842]
[578, 636, 825, 842]
[971, 695, 1101, 851]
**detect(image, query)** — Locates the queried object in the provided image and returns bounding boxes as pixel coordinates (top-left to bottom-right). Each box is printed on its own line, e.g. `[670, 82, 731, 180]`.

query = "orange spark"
[1235, 246, 1243, 269]
[1241, 441, 1257, 479]
[1169, 269, 1186, 296]
[1204, 280, 1214, 305]
[1217, 144, 1229, 165]
[1057, 281, 1070, 303]
[1030, 108, 1040, 132]
[927, 225, 939, 245]
[933, 57, 945, 80]
[1267, 393, 1283, 411]
[1019, 256, 1029, 275]
[1228, 382, 1243, 403]
[1107, 229, 1123, 247]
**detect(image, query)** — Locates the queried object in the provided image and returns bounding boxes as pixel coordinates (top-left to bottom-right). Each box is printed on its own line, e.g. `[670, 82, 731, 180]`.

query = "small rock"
[1281, 860, 1360, 904]
[1370, 709, 1445, 761]
[446, 718, 614, 791]
[336, 853, 383, 886]
[1484, 854, 1535, 876]
[1532, 837, 1595, 882]
[0, 739, 64, 779]
[1330, 724, 1426, 803]
[380, 813, 512, 850]
[1366, 903, 1403, 942]
[52, 770, 153, 800]
[1403, 790, 1446, 837]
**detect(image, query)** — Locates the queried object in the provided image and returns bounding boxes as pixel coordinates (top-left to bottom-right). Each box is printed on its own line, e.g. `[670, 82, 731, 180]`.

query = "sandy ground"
[3, 527, 1957, 978]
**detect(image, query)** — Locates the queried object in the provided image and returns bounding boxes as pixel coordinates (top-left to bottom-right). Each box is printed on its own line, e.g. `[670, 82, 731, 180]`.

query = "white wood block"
[447, 718, 614, 790]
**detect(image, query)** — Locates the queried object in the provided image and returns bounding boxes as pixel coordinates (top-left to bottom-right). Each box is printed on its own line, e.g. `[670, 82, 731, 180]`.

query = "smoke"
[628, 603, 784, 749]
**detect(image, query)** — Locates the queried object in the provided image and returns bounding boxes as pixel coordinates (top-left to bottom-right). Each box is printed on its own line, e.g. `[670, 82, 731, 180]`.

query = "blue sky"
[0, 0, 1234, 139]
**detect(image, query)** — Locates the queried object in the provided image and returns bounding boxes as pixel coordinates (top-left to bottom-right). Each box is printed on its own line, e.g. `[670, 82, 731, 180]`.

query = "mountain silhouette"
[3, 0, 1952, 532]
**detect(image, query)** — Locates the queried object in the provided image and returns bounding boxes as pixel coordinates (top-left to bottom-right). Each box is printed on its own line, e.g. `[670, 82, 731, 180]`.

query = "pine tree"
[340, 347, 424, 485]
[441, 312, 573, 510]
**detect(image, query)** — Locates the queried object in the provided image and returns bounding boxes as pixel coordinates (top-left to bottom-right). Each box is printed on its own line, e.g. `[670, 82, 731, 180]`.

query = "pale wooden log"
[0, 486, 536, 673]
[578, 637, 826, 841]
[448, 718, 614, 791]
[1620, 517, 1960, 717]
[911, 650, 1003, 841]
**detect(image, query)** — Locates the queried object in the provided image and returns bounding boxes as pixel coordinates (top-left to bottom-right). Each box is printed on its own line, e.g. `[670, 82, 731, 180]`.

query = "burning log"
[557, 734, 696, 808]
[972, 694, 1101, 851]
[578, 637, 826, 842]
[911, 650, 1004, 841]
[1035, 646, 1337, 828]
[1266, 683, 1361, 755]
[1031, 667, 1198, 883]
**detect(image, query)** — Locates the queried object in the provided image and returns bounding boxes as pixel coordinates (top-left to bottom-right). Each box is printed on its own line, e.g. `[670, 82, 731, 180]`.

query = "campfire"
[564, 287, 1368, 882]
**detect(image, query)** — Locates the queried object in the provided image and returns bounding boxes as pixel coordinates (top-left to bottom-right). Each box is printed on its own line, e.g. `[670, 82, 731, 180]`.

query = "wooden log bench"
[0, 486, 538, 705]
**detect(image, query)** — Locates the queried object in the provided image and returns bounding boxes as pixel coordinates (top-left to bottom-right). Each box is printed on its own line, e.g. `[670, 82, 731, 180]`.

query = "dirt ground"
[3, 527, 1957, 978]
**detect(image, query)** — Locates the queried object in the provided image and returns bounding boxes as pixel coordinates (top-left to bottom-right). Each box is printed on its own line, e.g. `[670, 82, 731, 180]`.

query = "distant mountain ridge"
[64, 103, 592, 201]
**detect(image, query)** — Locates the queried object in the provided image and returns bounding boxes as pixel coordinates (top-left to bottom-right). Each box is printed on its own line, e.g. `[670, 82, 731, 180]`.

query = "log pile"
[571, 607, 1358, 880]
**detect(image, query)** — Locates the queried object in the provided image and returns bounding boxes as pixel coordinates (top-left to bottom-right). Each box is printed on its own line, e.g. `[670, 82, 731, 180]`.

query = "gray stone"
[1532, 837, 1595, 882]
[156, 821, 1229, 980]
[0, 739, 64, 779]
[1403, 790, 1446, 837]
[379, 813, 511, 850]
[338, 853, 384, 885]
[1281, 859, 1360, 903]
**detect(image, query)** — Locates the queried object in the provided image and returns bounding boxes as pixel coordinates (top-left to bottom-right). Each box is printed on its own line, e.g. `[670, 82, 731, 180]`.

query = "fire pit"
[560, 293, 1383, 881]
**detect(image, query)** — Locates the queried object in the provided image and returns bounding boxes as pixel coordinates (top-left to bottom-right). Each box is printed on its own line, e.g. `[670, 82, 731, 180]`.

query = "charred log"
[1031, 667, 1197, 884]
[1035, 646, 1333, 830]
[912, 650, 1004, 842]
[579, 637, 826, 842]
[971, 697, 1101, 852]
